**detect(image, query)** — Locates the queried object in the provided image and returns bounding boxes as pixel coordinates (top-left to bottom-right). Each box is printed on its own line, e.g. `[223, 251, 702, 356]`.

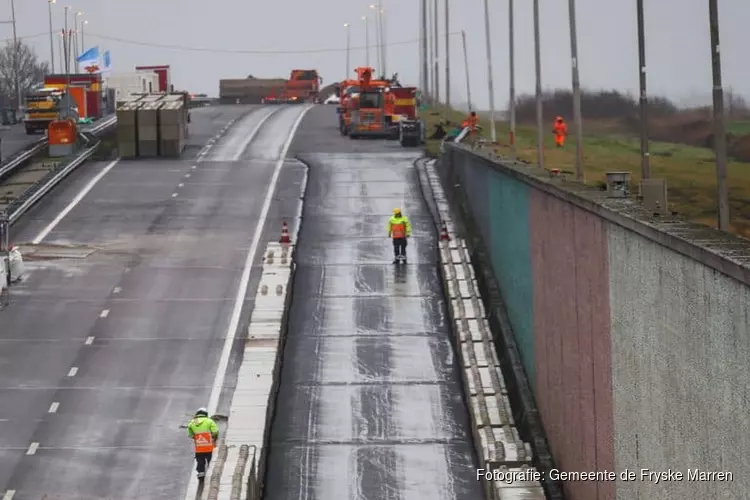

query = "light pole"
[343, 23, 350, 77]
[708, 0, 729, 231]
[444, 0, 450, 108]
[421, 0, 428, 97]
[426, 0, 433, 99]
[636, 0, 649, 180]
[48, 0, 56, 73]
[64, 6, 69, 73]
[80, 19, 87, 53]
[380, 8, 387, 76]
[9, 0, 20, 113]
[433, 0, 439, 103]
[532, 0, 544, 169]
[74, 11, 84, 72]
[461, 30, 472, 111]
[362, 16, 370, 67]
[481, 0, 496, 142]
[508, 0, 516, 155]
[567, 0, 584, 180]
[369, 6, 381, 74]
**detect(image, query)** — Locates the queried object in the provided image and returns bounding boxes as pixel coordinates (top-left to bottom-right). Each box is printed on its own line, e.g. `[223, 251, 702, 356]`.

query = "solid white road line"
[32, 158, 121, 245]
[206, 105, 312, 417]
[230, 107, 282, 162]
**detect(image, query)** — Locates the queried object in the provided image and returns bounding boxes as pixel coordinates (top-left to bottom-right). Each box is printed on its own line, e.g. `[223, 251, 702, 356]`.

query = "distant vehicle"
[324, 94, 340, 105]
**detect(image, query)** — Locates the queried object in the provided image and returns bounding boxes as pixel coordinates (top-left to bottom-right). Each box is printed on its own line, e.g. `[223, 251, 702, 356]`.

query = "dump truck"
[263, 69, 322, 104]
[345, 67, 392, 139]
[387, 87, 423, 147]
[23, 88, 69, 134]
[220, 76, 287, 104]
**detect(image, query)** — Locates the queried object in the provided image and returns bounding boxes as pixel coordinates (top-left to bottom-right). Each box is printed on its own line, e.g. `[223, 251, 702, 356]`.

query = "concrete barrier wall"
[439, 144, 749, 500]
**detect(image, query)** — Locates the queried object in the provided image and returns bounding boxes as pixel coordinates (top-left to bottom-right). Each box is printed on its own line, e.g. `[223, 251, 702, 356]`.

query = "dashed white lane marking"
[3, 489, 16, 499]
[85, 336, 94, 345]
[32, 158, 121, 244]
[26, 443, 39, 455]
[48, 402, 60, 413]
[191, 165, 196, 169]
[185, 173, 191, 178]
[172, 193, 178, 198]
[113, 286, 122, 294]
[178, 183, 184, 187]
[67, 367, 78, 377]
[206, 104, 313, 416]
[230, 108, 280, 162]
[100, 309, 109, 318]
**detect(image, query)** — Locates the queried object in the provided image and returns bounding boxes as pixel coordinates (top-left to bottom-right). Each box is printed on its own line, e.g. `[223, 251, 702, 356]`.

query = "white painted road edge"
[206, 103, 312, 416]
[31, 158, 121, 244]
[420, 159, 546, 499]
[183, 104, 312, 500]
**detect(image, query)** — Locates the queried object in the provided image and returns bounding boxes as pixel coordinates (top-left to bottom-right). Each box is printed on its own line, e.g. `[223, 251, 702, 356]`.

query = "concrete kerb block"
[475, 425, 534, 469]
[491, 466, 547, 499]
[466, 364, 508, 397]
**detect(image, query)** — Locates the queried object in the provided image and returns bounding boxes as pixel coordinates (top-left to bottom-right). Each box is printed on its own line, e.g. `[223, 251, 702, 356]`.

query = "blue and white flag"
[77, 46, 100, 73]
[101, 50, 112, 73]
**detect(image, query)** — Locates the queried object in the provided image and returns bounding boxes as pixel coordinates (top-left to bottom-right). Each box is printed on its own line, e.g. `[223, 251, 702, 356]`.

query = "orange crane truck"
[345, 67, 391, 139]
[263, 69, 322, 104]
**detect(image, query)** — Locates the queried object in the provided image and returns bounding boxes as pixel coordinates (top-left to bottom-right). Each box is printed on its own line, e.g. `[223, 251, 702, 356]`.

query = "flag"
[77, 46, 100, 73]
[102, 50, 112, 73]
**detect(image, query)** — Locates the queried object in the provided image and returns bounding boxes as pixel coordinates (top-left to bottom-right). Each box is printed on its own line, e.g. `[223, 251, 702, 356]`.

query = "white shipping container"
[105, 72, 160, 101]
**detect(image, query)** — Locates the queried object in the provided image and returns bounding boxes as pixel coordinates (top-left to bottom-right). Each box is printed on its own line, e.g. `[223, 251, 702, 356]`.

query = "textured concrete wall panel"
[486, 170, 535, 384]
[463, 155, 490, 242]
[529, 190, 614, 500]
[608, 224, 748, 500]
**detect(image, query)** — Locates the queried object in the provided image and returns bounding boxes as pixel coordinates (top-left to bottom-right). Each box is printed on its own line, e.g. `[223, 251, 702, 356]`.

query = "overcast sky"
[6, 0, 749, 108]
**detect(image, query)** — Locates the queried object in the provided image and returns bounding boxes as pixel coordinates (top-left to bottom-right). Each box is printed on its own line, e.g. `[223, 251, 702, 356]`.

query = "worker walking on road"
[187, 407, 219, 481]
[552, 116, 568, 147]
[387, 208, 412, 263]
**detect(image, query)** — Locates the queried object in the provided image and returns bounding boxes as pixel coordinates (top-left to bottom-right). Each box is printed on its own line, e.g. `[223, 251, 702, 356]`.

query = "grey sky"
[6, 0, 749, 109]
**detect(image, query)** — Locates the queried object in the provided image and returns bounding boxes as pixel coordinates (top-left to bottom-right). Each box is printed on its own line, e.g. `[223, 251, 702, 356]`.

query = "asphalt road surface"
[264, 106, 482, 499]
[1, 124, 42, 162]
[0, 104, 310, 499]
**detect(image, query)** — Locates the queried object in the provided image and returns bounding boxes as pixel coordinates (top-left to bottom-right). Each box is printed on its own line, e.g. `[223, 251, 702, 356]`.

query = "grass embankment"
[423, 106, 750, 238]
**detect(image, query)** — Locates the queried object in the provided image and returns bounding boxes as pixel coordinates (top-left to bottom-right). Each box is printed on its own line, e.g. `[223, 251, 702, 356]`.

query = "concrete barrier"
[416, 158, 547, 500]
[438, 143, 749, 500]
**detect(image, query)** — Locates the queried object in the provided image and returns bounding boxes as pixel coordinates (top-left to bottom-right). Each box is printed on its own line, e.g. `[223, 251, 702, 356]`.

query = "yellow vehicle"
[24, 88, 66, 135]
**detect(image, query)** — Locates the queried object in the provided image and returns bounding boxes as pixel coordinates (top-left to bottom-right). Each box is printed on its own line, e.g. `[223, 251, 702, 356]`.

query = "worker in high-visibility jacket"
[552, 116, 568, 147]
[387, 208, 412, 263]
[187, 407, 219, 480]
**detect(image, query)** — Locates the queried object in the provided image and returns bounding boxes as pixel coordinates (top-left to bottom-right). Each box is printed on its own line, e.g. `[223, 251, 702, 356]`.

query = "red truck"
[263, 69, 322, 104]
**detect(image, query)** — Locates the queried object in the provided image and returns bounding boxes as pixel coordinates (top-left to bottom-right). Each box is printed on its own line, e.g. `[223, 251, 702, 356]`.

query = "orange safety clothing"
[193, 432, 214, 453]
[553, 117, 568, 147]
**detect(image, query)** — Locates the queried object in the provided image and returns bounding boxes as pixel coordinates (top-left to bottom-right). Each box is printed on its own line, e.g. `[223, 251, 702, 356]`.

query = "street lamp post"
[362, 16, 370, 67]
[532, 0, 544, 169]
[343, 23, 350, 77]
[481, 0, 496, 142]
[433, 0, 439, 103]
[74, 11, 84, 72]
[64, 6, 69, 73]
[636, 0, 650, 181]
[444, 0, 450, 108]
[461, 30, 472, 111]
[508, 0, 516, 156]
[380, 8, 387, 76]
[369, 5, 381, 74]
[421, 0, 428, 97]
[48, 0, 56, 73]
[9, 0, 20, 113]
[80, 19, 87, 53]
[567, 0, 584, 180]
[708, 0, 729, 230]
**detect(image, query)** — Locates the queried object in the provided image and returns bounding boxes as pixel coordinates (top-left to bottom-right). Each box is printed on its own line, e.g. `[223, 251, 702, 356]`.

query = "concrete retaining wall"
[439, 143, 749, 500]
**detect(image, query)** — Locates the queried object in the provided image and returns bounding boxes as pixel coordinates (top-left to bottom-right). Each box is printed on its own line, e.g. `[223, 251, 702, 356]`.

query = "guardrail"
[0, 114, 117, 226]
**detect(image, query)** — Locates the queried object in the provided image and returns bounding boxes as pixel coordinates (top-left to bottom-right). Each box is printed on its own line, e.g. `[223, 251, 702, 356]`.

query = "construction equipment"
[23, 88, 72, 135]
[262, 69, 322, 104]
[339, 67, 392, 138]
[389, 87, 423, 147]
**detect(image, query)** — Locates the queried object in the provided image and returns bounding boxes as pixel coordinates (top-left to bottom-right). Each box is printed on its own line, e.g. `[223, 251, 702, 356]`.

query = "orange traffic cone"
[439, 221, 450, 241]
[279, 221, 291, 244]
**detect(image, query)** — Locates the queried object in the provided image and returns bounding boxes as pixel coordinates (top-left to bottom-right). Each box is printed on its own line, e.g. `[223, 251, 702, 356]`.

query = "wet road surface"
[264, 106, 482, 499]
[0, 104, 309, 499]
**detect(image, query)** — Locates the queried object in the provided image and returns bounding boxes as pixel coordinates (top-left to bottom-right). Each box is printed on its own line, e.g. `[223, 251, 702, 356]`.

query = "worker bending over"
[553, 116, 568, 147]
[387, 208, 412, 263]
[462, 111, 479, 134]
[187, 407, 219, 481]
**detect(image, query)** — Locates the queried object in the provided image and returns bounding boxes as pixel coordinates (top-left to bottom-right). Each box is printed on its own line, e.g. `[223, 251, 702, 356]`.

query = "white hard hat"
[195, 407, 208, 417]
